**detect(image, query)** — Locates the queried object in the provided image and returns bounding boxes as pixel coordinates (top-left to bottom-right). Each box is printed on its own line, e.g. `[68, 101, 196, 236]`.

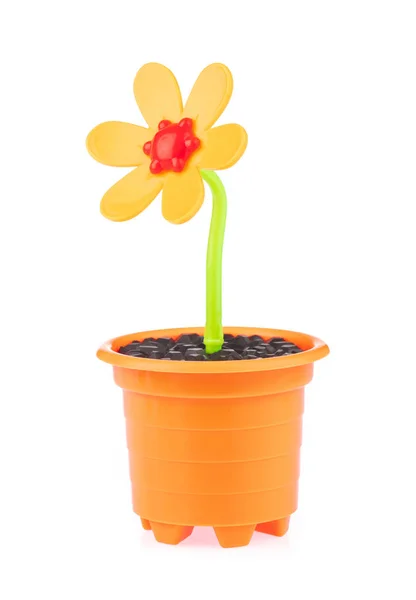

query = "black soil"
[118, 333, 303, 361]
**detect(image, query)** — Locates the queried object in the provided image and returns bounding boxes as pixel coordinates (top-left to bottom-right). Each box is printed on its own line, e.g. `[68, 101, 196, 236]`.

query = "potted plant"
[87, 63, 329, 548]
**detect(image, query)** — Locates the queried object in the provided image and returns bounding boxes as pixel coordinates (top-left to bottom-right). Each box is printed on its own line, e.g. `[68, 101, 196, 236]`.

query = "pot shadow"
[181, 526, 221, 548]
[176, 527, 292, 549]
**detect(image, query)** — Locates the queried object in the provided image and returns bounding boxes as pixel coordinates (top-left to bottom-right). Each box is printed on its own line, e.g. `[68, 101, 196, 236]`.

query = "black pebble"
[241, 349, 259, 359]
[157, 337, 175, 349]
[176, 334, 203, 345]
[252, 345, 268, 357]
[171, 343, 195, 353]
[209, 348, 242, 361]
[279, 343, 298, 351]
[165, 351, 183, 361]
[229, 335, 251, 351]
[221, 349, 242, 360]
[269, 337, 286, 347]
[185, 348, 207, 361]
[264, 344, 276, 354]
[272, 348, 286, 357]
[118, 343, 139, 355]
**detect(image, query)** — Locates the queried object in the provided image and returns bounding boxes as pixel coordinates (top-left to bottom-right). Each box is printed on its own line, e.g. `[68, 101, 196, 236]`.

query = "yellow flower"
[86, 63, 247, 224]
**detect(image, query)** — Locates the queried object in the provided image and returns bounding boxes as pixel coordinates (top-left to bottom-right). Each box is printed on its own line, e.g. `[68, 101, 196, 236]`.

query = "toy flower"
[87, 63, 247, 353]
[89, 63, 330, 550]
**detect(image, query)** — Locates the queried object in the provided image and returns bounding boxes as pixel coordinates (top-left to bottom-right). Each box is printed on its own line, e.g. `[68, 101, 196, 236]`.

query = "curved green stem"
[201, 170, 227, 354]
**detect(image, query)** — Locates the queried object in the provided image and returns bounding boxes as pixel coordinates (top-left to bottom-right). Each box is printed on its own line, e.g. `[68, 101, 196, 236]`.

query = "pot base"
[150, 522, 194, 545]
[140, 516, 291, 547]
[256, 516, 290, 537]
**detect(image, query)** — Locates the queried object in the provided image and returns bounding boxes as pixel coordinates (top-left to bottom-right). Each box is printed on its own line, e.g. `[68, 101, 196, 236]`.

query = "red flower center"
[143, 118, 201, 175]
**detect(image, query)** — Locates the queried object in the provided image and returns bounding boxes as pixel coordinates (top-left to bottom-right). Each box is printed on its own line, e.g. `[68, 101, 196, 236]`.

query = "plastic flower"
[86, 63, 247, 224]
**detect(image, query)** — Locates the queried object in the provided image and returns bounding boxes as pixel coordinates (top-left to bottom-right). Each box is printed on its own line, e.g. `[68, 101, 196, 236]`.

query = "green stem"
[201, 170, 227, 354]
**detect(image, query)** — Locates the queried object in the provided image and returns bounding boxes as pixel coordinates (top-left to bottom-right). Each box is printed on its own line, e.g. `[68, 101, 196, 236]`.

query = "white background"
[1, 1, 415, 598]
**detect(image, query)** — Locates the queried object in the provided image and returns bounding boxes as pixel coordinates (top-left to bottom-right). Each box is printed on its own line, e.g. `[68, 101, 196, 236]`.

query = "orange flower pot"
[97, 326, 329, 548]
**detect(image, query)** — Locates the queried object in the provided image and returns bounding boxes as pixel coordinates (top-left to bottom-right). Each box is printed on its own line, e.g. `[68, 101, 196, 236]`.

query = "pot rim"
[97, 326, 329, 374]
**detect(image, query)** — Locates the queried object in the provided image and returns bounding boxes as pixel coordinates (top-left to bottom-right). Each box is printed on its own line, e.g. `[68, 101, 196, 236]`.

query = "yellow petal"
[133, 63, 183, 129]
[100, 166, 163, 222]
[182, 64, 233, 133]
[194, 124, 248, 170]
[86, 121, 151, 167]
[162, 168, 204, 224]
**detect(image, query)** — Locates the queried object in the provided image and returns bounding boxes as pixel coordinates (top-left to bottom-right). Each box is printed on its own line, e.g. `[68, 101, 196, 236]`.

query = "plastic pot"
[97, 326, 329, 548]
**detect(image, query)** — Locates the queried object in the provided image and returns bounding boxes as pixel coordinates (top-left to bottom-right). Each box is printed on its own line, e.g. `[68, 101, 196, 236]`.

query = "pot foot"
[256, 516, 290, 537]
[149, 522, 194, 545]
[140, 518, 151, 531]
[214, 525, 255, 548]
